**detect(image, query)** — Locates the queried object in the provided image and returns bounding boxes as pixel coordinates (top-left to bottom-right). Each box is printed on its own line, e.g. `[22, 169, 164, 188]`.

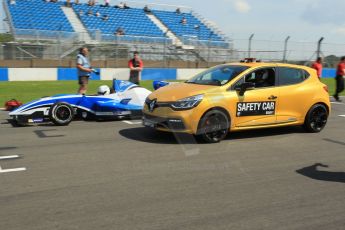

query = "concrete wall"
[100, 68, 130, 80]
[8, 68, 57, 81]
[0, 67, 337, 81]
[177, 68, 207, 80]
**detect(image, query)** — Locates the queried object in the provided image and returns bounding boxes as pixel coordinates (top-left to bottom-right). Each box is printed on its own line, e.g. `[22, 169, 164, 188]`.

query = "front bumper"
[10, 112, 50, 124]
[142, 113, 186, 132]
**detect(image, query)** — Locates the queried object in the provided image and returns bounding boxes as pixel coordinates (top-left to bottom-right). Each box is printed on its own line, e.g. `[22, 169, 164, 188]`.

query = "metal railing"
[3, 28, 345, 67]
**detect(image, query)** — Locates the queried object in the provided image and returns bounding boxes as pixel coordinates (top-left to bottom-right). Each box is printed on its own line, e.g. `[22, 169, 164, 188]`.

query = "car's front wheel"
[49, 102, 74, 126]
[303, 103, 328, 133]
[195, 109, 230, 143]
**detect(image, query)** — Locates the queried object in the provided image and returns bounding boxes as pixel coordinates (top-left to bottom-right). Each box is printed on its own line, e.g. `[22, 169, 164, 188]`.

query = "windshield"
[186, 65, 249, 86]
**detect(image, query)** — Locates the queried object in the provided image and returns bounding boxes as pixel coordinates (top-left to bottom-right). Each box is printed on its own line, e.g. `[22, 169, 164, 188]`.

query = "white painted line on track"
[0, 155, 26, 174]
[0, 155, 19, 160]
[339, 115, 345, 118]
[122, 120, 142, 125]
[331, 102, 345, 105]
[0, 167, 27, 174]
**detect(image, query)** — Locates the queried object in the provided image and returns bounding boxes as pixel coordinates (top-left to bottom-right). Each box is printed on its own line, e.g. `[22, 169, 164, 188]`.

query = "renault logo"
[149, 99, 157, 112]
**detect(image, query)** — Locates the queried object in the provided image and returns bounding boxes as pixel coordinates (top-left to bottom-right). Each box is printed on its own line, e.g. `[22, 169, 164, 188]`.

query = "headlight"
[171, 94, 203, 110]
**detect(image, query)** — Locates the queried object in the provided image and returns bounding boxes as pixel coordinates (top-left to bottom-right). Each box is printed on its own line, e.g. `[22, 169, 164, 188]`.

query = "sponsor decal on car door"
[233, 88, 279, 127]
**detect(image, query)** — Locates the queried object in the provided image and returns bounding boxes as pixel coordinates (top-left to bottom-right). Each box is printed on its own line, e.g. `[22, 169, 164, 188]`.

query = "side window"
[277, 67, 310, 86]
[245, 68, 276, 88]
[232, 68, 276, 90]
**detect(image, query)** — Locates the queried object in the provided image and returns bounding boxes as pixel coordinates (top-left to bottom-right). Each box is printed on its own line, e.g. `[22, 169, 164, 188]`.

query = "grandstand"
[2, 0, 233, 63]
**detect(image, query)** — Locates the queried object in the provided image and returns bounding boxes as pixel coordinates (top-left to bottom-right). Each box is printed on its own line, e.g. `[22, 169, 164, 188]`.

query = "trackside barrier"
[0, 68, 9, 81]
[322, 68, 336, 78]
[57, 68, 101, 81]
[0, 68, 337, 81]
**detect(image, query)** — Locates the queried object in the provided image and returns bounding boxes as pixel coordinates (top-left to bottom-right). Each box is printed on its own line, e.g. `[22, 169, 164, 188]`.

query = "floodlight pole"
[248, 34, 254, 58]
[316, 37, 324, 58]
[282, 36, 290, 63]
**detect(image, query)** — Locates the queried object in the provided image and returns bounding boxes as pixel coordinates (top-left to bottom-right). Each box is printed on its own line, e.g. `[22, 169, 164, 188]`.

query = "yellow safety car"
[142, 61, 330, 143]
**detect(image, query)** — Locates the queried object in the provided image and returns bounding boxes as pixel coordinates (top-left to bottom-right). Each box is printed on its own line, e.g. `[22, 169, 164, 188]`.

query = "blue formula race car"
[9, 79, 152, 126]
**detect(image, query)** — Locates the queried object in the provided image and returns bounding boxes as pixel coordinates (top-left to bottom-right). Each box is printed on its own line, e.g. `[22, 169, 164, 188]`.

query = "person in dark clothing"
[143, 5, 151, 13]
[334, 56, 345, 102]
[128, 51, 143, 85]
[115, 27, 125, 35]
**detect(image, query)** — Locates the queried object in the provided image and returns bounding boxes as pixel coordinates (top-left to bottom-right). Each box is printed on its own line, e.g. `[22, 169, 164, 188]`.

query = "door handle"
[268, 95, 278, 100]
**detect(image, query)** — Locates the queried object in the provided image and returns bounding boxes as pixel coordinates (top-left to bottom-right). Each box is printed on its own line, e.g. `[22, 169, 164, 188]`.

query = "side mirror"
[234, 82, 255, 96]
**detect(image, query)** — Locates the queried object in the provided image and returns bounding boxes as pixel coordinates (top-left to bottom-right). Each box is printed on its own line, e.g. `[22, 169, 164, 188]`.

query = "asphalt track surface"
[1, 99, 345, 230]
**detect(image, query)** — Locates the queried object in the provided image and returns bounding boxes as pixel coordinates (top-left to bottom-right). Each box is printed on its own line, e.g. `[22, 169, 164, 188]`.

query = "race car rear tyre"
[303, 104, 328, 133]
[49, 102, 74, 126]
[195, 110, 230, 143]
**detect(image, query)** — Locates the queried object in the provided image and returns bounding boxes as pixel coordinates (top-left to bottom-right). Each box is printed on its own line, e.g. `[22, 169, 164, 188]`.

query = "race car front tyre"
[195, 109, 230, 143]
[49, 102, 74, 126]
[303, 103, 328, 133]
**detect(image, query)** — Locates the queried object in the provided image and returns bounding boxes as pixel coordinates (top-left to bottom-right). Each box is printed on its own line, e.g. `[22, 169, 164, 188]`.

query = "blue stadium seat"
[7, 0, 74, 32]
[152, 10, 224, 42]
[71, 4, 165, 38]
[7, 0, 225, 45]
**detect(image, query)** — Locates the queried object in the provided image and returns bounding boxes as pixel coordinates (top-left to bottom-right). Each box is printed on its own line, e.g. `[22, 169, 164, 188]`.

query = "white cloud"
[233, 0, 251, 13]
[333, 26, 345, 35]
[302, 0, 345, 26]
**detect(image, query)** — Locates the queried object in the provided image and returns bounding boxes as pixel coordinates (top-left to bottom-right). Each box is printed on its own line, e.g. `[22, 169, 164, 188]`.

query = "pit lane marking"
[0, 166, 27, 174]
[0, 155, 20, 160]
[122, 120, 142, 125]
[0, 155, 26, 174]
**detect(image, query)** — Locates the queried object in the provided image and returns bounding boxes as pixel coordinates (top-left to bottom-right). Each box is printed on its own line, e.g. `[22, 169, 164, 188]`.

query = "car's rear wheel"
[195, 110, 230, 143]
[49, 102, 74, 126]
[303, 104, 328, 133]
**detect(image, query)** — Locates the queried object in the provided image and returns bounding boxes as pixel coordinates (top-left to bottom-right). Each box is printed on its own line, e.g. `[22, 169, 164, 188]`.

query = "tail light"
[323, 85, 329, 93]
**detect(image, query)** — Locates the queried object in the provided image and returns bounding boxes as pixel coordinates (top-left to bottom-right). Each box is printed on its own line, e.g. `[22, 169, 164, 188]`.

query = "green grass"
[0, 79, 342, 107]
[320, 78, 341, 96]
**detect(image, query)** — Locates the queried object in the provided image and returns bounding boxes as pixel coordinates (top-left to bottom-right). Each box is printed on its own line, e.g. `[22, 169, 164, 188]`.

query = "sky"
[1, 0, 345, 59]
[153, 0, 345, 42]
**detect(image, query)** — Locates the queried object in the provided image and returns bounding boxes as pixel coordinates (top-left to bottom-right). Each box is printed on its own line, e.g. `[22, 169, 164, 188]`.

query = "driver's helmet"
[256, 70, 268, 81]
[97, 85, 110, 95]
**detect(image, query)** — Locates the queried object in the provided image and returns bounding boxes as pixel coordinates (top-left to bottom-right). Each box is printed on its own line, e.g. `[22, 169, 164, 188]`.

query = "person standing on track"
[311, 57, 323, 79]
[128, 51, 143, 85]
[76, 47, 93, 95]
[334, 56, 345, 102]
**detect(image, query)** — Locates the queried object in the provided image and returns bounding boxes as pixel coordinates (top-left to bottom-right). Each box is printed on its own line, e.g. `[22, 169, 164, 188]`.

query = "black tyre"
[195, 110, 230, 143]
[49, 102, 74, 126]
[303, 104, 328, 133]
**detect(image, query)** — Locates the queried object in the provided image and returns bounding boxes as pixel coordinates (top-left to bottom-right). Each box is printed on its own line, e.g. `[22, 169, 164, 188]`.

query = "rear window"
[277, 67, 309, 86]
